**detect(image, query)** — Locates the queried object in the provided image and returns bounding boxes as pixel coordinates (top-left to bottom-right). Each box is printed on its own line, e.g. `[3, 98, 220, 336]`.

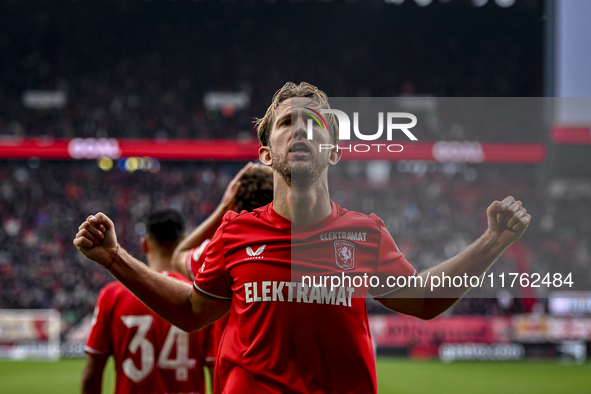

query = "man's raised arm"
[378, 196, 531, 320]
[73, 212, 229, 332]
[172, 162, 253, 277]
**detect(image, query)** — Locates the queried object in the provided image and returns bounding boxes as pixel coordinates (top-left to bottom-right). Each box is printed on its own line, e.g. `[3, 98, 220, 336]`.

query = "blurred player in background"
[172, 162, 273, 281]
[170, 162, 273, 379]
[81, 210, 214, 394]
[74, 82, 531, 394]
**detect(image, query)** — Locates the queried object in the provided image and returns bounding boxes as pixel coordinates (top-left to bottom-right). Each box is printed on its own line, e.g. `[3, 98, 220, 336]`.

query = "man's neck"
[146, 253, 174, 272]
[272, 172, 332, 226]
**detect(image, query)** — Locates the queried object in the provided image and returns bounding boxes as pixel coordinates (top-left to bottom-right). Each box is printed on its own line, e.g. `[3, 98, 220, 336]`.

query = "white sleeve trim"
[84, 345, 109, 355]
[372, 269, 418, 298]
[193, 282, 232, 301]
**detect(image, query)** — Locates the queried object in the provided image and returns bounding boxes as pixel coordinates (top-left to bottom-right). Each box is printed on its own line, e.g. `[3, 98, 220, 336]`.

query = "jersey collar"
[268, 200, 339, 235]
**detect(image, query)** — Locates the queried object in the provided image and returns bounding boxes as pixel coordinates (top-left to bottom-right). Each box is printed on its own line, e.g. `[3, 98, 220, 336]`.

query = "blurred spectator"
[0, 0, 543, 140]
[1, 160, 589, 331]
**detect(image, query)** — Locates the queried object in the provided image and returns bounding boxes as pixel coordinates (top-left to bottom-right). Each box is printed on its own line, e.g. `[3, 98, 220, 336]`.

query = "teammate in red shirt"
[172, 162, 273, 282]
[82, 210, 214, 394]
[170, 162, 273, 375]
[74, 82, 532, 394]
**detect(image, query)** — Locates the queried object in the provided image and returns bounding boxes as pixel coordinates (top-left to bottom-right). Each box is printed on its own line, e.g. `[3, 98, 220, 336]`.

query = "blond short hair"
[255, 82, 338, 147]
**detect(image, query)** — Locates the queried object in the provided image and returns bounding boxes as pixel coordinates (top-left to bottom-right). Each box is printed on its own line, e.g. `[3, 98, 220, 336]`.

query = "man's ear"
[328, 144, 342, 167]
[141, 237, 148, 254]
[259, 146, 273, 167]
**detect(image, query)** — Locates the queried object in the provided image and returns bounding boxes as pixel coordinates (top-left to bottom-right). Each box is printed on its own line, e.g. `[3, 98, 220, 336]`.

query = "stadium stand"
[2, 159, 589, 336]
[1, 0, 543, 140]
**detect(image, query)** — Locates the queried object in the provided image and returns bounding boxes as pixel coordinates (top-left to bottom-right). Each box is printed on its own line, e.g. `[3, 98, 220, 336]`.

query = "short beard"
[270, 146, 326, 189]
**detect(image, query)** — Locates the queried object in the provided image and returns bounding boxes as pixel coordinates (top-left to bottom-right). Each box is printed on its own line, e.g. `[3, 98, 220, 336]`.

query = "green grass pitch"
[0, 357, 589, 393]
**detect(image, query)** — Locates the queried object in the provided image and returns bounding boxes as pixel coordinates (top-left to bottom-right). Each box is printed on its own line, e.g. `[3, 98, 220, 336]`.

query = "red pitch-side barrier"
[368, 315, 512, 347]
[551, 126, 591, 144]
[368, 314, 591, 348]
[0, 137, 546, 163]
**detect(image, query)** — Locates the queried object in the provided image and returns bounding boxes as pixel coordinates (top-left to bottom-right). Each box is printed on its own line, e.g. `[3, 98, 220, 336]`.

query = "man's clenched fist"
[73, 212, 119, 268]
[486, 196, 531, 248]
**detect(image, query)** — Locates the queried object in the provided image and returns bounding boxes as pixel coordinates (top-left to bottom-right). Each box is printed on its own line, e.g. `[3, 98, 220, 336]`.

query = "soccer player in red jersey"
[171, 162, 273, 282]
[81, 210, 214, 394]
[74, 82, 532, 394]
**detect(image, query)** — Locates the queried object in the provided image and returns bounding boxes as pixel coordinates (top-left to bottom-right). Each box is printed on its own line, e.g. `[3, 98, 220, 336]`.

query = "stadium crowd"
[1, 0, 543, 141]
[0, 161, 236, 327]
[1, 160, 589, 333]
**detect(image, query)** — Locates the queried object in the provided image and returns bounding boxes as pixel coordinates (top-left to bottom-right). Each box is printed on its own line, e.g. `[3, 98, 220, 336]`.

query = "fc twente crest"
[334, 240, 355, 271]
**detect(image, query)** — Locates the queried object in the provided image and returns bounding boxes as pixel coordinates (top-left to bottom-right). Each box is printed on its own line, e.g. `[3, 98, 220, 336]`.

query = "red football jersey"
[194, 201, 416, 394]
[86, 271, 214, 394]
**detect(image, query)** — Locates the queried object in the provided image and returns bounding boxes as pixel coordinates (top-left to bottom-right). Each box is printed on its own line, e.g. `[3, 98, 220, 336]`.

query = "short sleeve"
[186, 240, 211, 281]
[84, 287, 113, 355]
[370, 215, 417, 298]
[192, 211, 238, 301]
